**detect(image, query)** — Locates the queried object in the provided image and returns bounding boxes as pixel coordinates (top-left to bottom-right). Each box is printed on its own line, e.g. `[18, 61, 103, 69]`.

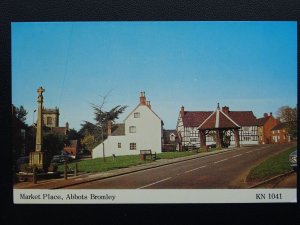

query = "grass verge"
[247, 146, 296, 182]
[58, 151, 200, 173]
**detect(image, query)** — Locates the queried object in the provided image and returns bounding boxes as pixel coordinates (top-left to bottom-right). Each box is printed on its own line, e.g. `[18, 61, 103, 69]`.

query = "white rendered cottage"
[92, 92, 163, 158]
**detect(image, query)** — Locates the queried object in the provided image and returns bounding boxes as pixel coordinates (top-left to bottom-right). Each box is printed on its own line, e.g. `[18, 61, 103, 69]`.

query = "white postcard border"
[14, 189, 297, 204]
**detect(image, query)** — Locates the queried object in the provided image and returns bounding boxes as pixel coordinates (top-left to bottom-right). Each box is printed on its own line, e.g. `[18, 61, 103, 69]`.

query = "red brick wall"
[262, 116, 280, 144]
[271, 129, 290, 144]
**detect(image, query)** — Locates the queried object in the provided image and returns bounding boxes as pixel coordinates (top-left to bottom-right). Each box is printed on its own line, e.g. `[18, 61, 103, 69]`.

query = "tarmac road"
[66, 143, 294, 189]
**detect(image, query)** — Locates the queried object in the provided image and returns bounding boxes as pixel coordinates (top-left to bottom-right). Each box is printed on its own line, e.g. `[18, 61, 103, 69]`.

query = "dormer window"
[134, 112, 140, 118]
[170, 133, 176, 142]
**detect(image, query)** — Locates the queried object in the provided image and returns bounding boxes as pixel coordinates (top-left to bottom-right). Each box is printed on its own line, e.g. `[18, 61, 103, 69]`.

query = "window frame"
[129, 126, 136, 133]
[134, 112, 140, 118]
[129, 143, 137, 150]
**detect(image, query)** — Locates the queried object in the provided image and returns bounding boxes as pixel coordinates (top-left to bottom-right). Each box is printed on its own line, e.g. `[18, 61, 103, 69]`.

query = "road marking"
[245, 151, 253, 154]
[232, 154, 242, 158]
[214, 158, 228, 164]
[184, 165, 207, 173]
[137, 177, 172, 189]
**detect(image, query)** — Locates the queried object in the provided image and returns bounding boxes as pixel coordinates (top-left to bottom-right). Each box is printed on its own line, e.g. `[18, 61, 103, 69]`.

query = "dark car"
[16, 156, 29, 171]
[78, 149, 91, 159]
[51, 155, 67, 164]
[61, 151, 75, 160]
[289, 150, 297, 171]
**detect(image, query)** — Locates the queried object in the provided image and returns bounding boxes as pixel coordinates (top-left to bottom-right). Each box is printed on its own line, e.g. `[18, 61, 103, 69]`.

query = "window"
[170, 134, 175, 142]
[47, 117, 52, 125]
[21, 129, 26, 140]
[118, 143, 121, 148]
[243, 127, 250, 132]
[243, 136, 250, 141]
[190, 138, 198, 142]
[134, 112, 140, 118]
[130, 143, 136, 150]
[129, 126, 136, 133]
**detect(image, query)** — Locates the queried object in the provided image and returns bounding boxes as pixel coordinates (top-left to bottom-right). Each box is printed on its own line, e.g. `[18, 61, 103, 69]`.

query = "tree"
[81, 134, 96, 151]
[67, 128, 82, 141]
[276, 105, 297, 138]
[14, 105, 28, 123]
[80, 93, 127, 161]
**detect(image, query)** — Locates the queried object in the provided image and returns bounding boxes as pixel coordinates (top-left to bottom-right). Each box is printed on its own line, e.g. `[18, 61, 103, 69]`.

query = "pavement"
[14, 147, 242, 189]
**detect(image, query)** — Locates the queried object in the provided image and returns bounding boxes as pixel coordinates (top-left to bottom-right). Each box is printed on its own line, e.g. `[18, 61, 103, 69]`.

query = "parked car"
[51, 155, 68, 164]
[289, 150, 297, 171]
[78, 149, 91, 159]
[16, 156, 29, 171]
[61, 151, 76, 160]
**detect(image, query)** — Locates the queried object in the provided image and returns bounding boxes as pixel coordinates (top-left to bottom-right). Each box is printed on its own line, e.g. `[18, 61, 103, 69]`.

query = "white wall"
[92, 105, 162, 158]
[125, 105, 162, 154]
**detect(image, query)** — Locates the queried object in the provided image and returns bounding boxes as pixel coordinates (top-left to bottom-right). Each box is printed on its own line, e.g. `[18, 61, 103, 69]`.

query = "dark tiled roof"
[271, 122, 289, 131]
[199, 111, 239, 129]
[163, 129, 177, 137]
[228, 111, 258, 126]
[257, 117, 269, 126]
[182, 111, 213, 127]
[51, 127, 68, 135]
[111, 123, 125, 136]
[182, 110, 257, 127]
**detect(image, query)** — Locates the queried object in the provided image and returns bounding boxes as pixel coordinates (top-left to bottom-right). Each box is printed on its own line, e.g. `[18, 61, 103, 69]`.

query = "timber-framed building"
[176, 105, 258, 149]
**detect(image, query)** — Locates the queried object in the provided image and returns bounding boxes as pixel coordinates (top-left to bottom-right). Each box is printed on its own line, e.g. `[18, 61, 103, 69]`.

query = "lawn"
[247, 146, 296, 182]
[58, 150, 200, 173]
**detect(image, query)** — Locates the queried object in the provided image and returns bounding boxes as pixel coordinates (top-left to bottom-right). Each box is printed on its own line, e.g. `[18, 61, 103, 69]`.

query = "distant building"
[271, 122, 291, 144]
[43, 107, 59, 128]
[92, 92, 163, 158]
[162, 129, 180, 151]
[257, 112, 280, 144]
[176, 105, 258, 149]
[42, 107, 69, 135]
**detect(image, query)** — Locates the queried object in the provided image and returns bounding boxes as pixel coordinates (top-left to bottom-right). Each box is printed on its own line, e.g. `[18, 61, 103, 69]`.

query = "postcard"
[12, 21, 297, 204]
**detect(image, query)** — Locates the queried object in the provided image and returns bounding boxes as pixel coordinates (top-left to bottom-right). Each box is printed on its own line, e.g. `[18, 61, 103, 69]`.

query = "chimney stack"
[146, 101, 151, 109]
[222, 106, 229, 114]
[180, 106, 185, 115]
[107, 120, 113, 136]
[270, 112, 273, 117]
[140, 91, 146, 105]
[65, 122, 69, 131]
[264, 113, 268, 118]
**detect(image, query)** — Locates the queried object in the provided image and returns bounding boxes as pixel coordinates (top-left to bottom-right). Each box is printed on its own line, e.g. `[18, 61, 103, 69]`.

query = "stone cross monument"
[29, 87, 45, 169]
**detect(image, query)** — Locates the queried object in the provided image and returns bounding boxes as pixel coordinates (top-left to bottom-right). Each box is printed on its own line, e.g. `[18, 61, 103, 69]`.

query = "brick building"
[271, 122, 291, 144]
[257, 112, 279, 144]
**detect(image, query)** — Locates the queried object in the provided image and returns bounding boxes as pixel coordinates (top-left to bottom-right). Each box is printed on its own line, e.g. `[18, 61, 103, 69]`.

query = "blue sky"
[12, 21, 297, 130]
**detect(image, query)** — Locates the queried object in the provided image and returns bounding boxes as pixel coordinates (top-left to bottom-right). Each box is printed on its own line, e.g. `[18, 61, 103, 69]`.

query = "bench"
[140, 150, 156, 161]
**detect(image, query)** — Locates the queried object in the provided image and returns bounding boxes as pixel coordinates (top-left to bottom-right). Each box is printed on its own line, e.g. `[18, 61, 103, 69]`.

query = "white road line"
[214, 158, 228, 164]
[137, 177, 172, 189]
[245, 151, 253, 154]
[184, 165, 207, 173]
[232, 154, 242, 158]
